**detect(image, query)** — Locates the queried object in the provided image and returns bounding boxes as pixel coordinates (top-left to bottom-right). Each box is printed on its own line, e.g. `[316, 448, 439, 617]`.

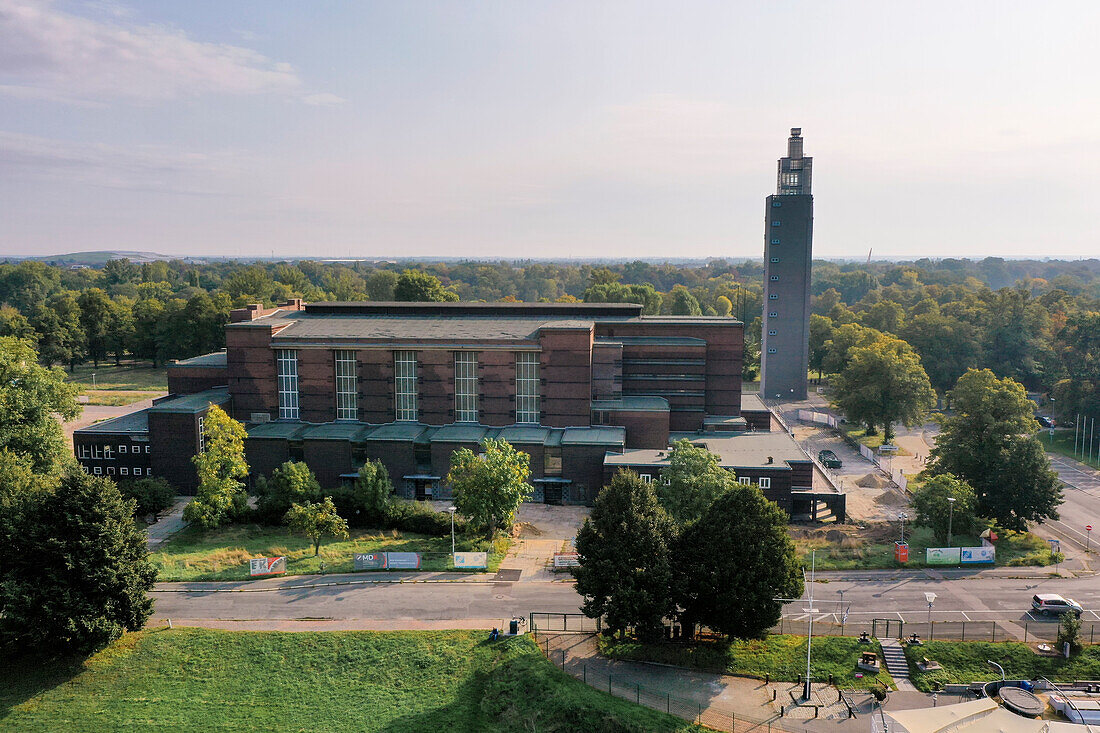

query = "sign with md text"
[385, 552, 421, 569]
[453, 552, 488, 569]
[354, 552, 386, 570]
[249, 556, 286, 576]
[960, 546, 995, 564]
[926, 547, 962, 565]
[553, 552, 581, 568]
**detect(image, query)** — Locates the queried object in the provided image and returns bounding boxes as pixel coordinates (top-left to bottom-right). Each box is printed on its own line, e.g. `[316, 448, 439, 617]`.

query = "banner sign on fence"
[553, 552, 581, 568]
[384, 552, 421, 569]
[926, 547, 962, 565]
[354, 552, 386, 570]
[249, 556, 286, 576]
[453, 551, 488, 569]
[961, 546, 995, 564]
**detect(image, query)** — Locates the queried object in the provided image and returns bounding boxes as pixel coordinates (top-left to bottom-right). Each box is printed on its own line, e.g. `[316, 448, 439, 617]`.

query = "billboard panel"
[453, 552, 488, 569]
[354, 552, 386, 570]
[385, 552, 421, 569]
[961, 546, 995, 564]
[553, 552, 581, 568]
[249, 556, 286, 576]
[926, 547, 962, 565]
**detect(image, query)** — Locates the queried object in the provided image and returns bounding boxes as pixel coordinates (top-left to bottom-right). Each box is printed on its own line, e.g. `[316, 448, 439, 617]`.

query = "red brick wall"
[418, 350, 455, 424]
[601, 409, 670, 449]
[539, 328, 593, 427]
[167, 366, 228, 395]
[226, 327, 279, 421]
[591, 342, 622, 400]
[741, 409, 774, 431]
[149, 411, 203, 493]
[245, 438, 292, 480]
[359, 349, 393, 423]
[479, 350, 515, 426]
[303, 440, 354, 488]
[297, 349, 335, 423]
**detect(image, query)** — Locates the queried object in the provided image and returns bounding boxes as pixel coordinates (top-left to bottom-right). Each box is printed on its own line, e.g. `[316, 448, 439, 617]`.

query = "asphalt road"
[1042, 452, 1100, 552]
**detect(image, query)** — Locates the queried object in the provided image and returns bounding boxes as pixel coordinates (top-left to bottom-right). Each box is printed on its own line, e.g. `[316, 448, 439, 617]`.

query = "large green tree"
[0, 336, 81, 473]
[333, 459, 394, 526]
[0, 467, 156, 654]
[656, 439, 735, 525]
[573, 471, 677, 641]
[285, 497, 349, 556]
[78, 287, 113, 367]
[831, 335, 935, 441]
[393, 270, 459, 302]
[910, 474, 978, 542]
[676, 486, 803, 639]
[184, 405, 249, 529]
[255, 459, 322, 523]
[929, 369, 1063, 529]
[448, 438, 531, 539]
[821, 322, 882, 375]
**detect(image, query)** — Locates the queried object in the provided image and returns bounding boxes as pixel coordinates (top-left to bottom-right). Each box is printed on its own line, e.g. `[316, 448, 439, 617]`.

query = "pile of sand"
[855, 472, 892, 489]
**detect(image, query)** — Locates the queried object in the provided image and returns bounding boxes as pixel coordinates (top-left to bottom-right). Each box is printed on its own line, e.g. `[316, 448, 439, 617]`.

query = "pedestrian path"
[146, 497, 190, 549]
[877, 638, 916, 692]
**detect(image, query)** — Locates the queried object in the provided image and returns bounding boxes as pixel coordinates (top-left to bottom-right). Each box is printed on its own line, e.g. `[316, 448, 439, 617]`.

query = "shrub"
[1058, 613, 1083, 654]
[254, 460, 322, 524]
[118, 477, 176, 517]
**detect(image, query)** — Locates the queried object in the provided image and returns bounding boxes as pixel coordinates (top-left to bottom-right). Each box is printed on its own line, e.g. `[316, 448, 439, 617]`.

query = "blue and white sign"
[453, 552, 488, 569]
[960, 546, 995, 564]
[385, 552, 421, 569]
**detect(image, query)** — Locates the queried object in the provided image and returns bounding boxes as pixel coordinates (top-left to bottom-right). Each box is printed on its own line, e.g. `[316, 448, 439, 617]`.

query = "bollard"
[772, 690, 777, 701]
[583, 665, 587, 684]
[765, 673, 770, 684]
[1024, 622, 1028, 643]
[962, 621, 966, 641]
[992, 623, 996, 642]
[667, 693, 671, 714]
[636, 684, 640, 704]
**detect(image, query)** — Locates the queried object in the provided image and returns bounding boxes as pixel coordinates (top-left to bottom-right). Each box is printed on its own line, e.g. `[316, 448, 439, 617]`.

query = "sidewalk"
[146, 496, 190, 549]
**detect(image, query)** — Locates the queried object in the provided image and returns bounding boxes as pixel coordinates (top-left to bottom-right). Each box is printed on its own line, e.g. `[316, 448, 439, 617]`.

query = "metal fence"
[529, 612, 601, 633]
[531, 626, 795, 733]
[773, 617, 1099, 644]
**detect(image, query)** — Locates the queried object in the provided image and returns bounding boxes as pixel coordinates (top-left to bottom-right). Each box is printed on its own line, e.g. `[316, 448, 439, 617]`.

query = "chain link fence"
[774, 617, 1099, 644]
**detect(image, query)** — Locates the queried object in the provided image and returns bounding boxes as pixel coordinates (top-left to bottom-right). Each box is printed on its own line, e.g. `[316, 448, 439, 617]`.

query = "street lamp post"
[925, 592, 936, 627]
[898, 513, 908, 544]
[1050, 398, 1056, 444]
[803, 550, 818, 700]
[946, 497, 956, 548]
[447, 506, 457, 556]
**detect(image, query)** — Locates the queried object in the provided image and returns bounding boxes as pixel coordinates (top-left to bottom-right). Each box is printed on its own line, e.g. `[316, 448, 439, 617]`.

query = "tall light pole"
[1050, 397, 1056, 444]
[803, 550, 817, 700]
[898, 513, 908, 544]
[925, 592, 936, 627]
[946, 497, 956, 548]
[447, 506, 456, 556]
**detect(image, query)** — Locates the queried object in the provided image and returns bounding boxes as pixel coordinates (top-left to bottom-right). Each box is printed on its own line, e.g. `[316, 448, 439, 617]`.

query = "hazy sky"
[1, 1, 1097, 260]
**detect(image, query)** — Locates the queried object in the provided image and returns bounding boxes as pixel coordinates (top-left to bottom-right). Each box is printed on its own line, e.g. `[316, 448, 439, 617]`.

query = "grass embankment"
[153, 524, 509, 581]
[795, 525, 1056, 570]
[840, 425, 911, 455]
[65, 362, 167, 406]
[1043, 428, 1100, 470]
[599, 634, 895, 690]
[1, 628, 702, 732]
[904, 640, 1100, 692]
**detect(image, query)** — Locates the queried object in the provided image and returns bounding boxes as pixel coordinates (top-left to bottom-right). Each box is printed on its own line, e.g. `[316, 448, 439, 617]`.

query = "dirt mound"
[512, 521, 543, 539]
[855, 473, 892, 489]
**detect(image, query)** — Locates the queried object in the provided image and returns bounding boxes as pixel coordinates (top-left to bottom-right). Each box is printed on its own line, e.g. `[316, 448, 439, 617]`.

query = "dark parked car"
[818, 449, 843, 469]
[1035, 415, 1054, 428]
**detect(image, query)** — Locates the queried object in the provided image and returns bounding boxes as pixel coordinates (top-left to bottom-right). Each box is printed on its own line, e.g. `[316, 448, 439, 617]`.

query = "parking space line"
[961, 611, 971, 621]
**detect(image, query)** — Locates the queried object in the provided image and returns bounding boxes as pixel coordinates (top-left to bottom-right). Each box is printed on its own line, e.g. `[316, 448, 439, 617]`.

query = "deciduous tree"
[394, 270, 459, 302]
[184, 405, 249, 529]
[0, 336, 81, 473]
[911, 474, 977, 542]
[832, 335, 935, 441]
[285, 497, 349, 556]
[448, 438, 531, 539]
[255, 459, 322, 523]
[573, 471, 677, 641]
[657, 439, 735, 525]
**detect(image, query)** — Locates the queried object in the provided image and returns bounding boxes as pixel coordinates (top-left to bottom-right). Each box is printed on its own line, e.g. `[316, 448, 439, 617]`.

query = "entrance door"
[415, 480, 434, 501]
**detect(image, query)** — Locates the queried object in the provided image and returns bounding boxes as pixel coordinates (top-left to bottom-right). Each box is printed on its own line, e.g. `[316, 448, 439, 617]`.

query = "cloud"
[0, 130, 242, 194]
[301, 92, 346, 107]
[0, 0, 304, 102]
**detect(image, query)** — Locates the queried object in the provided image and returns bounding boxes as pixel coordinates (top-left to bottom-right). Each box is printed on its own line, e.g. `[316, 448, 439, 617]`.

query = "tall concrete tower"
[760, 128, 812, 402]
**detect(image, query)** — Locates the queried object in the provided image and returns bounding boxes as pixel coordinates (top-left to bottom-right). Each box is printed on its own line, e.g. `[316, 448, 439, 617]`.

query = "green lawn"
[1043, 428, 1100, 470]
[904, 640, 1100, 692]
[840, 425, 911, 455]
[80, 390, 163, 406]
[65, 362, 168, 393]
[153, 524, 509, 581]
[1, 628, 703, 732]
[795, 525, 1056, 570]
[599, 634, 894, 690]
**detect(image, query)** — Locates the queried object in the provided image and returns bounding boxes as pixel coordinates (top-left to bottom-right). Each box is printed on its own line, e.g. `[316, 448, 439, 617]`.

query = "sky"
[1, 0, 1098, 261]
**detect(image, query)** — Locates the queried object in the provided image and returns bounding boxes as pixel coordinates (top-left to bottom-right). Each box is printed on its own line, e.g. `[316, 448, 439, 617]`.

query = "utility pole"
[946, 497, 956, 548]
[803, 550, 817, 700]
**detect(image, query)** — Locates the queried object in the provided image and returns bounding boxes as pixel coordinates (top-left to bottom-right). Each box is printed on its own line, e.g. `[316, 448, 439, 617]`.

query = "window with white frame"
[661, 475, 671, 486]
[739, 476, 751, 485]
[394, 351, 418, 421]
[147, 468, 153, 476]
[94, 466, 102, 475]
[107, 466, 115, 475]
[276, 349, 299, 420]
[758, 477, 771, 489]
[639, 473, 652, 483]
[454, 352, 479, 422]
[197, 415, 206, 453]
[334, 350, 358, 420]
[104, 445, 113, 460]
[515, 352, 540, 424]
[120, 467, 128, 476]
[119, 444, 127, 454]
[145, 445, 150, 454]
[92, 444, 103, 459]
[78, 444, 89, 459]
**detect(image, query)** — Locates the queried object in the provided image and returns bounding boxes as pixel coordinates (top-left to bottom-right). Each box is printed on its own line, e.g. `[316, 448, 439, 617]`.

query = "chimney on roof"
[766, 455, 774, 464]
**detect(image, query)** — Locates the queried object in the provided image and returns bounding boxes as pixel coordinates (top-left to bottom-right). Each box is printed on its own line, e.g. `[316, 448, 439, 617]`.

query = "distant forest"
[1, 256, 1098, 418]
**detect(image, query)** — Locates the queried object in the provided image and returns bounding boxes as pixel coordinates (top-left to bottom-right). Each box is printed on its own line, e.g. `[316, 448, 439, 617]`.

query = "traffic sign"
[1088, 525, 1093, 532]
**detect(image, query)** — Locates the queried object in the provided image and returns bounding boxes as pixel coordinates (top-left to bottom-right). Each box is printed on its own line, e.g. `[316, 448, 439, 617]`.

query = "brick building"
[72, 299, 843, 517]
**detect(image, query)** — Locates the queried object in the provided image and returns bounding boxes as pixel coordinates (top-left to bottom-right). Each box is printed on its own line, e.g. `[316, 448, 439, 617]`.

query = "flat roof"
[497, 425, 552, 444]
[362, 423, 433, 442]
[271, 315, 590, 343]
[76, 409, 150, 435]
[561, 427, 626, 446]
[740, 393, 768, 412]
[300, 422, 372, 441]
[591, 396, 670, 413]
[170, 351, 227, 368]
[430, 424, 490, 443]
[597, 336, 708, 347]
[246, 422, 307, 440]
[304, 301, 644, 317]
[605, 430, 809, 470]
[148, 388, 230, 414]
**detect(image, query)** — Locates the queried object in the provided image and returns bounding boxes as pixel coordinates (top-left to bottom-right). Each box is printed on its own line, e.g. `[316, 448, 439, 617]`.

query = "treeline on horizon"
[0, 255, 1098, 417]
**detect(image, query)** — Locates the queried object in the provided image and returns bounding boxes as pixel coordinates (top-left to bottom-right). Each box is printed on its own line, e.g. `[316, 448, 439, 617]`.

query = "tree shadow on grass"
[0, 651, 89, 720]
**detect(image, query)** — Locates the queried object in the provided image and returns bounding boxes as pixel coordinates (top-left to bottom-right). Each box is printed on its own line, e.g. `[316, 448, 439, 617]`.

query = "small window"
[147, 468, 153, 476]
[771, 257, 780, 263]
[106, 466, 115, 476]
[771, 201, 782, 208]
[770, 275, 779, 281]
[739, 477, 751, 485]
[639, 474, 652, 483]
[769, 294, 778, 300]
[768, 329, 777, 336]
[758, 477, 771, 489]
[769, 311, 778, 317]
[119, 445, 127, 454]
[104, 445, 113, 460]
[771, 239, 780, 244]
[661, 476, 671, 486]
[771, 221, 781, 226]
[93, 466, 102, 475]
[120, 467, 128, 476]
[145, 445, 150, 454]
[767, 348, 777, 354]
